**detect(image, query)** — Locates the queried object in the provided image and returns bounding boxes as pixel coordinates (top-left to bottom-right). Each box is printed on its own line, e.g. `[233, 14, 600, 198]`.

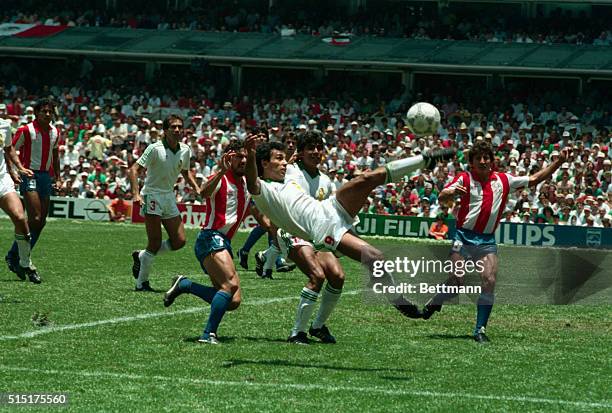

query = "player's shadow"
[183, 336, 237, 344]
[243, 336, 289, 344]
[223, 358, 411, 376]
[427, 334, 474, 341]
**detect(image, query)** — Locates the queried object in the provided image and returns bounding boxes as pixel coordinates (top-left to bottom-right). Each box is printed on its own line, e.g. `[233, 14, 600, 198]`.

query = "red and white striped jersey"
[446, 171, 529, 235]
[12, 120, 60, 172]
[202, 170, 250, 240]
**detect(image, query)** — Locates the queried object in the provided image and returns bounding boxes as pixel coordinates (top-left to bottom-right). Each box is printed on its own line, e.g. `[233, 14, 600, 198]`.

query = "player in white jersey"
[0, 118, 40, 283]
[256, 132, 345, 344]
[129, 115, 200, 291]
[244, 134, 456, 319]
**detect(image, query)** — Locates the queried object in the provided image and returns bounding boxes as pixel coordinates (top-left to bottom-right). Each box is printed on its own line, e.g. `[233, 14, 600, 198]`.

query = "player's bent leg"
[474, 253, 498, 344]
[310, 252, 345, 344]
[161, 215, 186, 252]
[135, 214, 163, 291]
[200, 250, 240, 343]
[336, 232, 423, 319]
[335, 168, 387, 218]
[286, 245, 326, 344]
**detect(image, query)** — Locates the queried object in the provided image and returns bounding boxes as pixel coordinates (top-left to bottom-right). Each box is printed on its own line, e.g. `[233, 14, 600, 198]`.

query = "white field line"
[0, 290, 360, 341]
[0, 365, 609, 410]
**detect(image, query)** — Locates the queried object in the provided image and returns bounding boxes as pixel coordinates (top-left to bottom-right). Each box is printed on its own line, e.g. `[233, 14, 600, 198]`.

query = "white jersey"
[253, 179, 322, 243]
[0, 119, 12, 176]
[285, 163, 334, 201]
[137, 140, 191, 195]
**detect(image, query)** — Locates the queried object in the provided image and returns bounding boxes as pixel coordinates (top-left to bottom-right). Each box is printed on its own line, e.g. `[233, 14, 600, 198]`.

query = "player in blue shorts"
[422, 141, 569, 343]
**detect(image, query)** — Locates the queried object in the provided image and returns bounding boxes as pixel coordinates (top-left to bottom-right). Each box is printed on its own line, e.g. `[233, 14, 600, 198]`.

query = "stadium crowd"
[2, 1, 611, 46]
[1, 81, 611, 229]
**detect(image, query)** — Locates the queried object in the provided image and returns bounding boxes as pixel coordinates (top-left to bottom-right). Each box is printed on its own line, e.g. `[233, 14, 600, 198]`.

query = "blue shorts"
[450, 228, 497, 259]
[19, 171, 53, 199]
[194, 229, 233, 273]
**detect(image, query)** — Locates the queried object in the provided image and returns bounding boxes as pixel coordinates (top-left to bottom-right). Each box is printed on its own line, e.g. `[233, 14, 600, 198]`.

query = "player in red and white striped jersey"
[4, 98, 61, 282]
[423, 140, 570, 343]
[163, 141, 250, 345]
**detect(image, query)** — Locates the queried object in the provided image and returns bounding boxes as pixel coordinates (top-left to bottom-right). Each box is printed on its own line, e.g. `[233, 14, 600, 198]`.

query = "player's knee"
[228, 296, 241, 311]
[310, 268, 326, 288]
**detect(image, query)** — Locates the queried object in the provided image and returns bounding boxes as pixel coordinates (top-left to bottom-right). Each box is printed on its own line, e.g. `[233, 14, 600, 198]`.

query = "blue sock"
[475, 292, 495, 333]
[179, 278, 217, 304]
[29, 230, 41, 249]
[241, 226, 266, 253]
[204, 290, 232, 336]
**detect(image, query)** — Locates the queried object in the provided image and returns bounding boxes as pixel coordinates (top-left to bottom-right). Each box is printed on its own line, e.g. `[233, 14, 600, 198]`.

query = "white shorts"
[0, 173, 16, 199]
[276, 229, 313, 258]
[140, 192, 180, 220]
[311, 196, 359, 251]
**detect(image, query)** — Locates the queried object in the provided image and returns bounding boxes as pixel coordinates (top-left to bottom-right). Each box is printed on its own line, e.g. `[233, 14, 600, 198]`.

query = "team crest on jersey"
[317, 188, 326, 200]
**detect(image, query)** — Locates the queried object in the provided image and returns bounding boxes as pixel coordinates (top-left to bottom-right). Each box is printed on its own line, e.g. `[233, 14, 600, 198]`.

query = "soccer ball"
[406, 102, 441, 137]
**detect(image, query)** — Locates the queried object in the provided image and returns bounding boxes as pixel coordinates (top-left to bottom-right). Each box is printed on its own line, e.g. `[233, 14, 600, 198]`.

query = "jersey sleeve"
[136, 144, 155, 168]
[182, 146, 191, 171]
[12, 125, 28, 149]
[444, 173, 465, 190]
[505, 173, 530, 190]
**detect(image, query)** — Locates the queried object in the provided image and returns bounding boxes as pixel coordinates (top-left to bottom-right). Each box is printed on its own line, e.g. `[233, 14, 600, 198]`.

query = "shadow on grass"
[183, 336, 237, 344]
[222, 358, 411, 375]
[427, 334, 473, 340]
[242, 336, 291, 344]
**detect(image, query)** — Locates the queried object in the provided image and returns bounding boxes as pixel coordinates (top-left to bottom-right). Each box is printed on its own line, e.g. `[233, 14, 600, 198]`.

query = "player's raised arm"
[528, 146, 571, 187]
[245, 134, 262, 195]
[199, 151, 234, 198]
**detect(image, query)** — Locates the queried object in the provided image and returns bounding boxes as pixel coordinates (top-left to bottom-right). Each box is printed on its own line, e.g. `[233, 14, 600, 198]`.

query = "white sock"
[386, 155, 424, 183]
[137, 250, 155, 288]
[264, 245, 280, 271]
[15, 234, 32, 268]
[312, 284, 342, 329]
[156, 239, 172, 256]
[291, 288, 319, 336]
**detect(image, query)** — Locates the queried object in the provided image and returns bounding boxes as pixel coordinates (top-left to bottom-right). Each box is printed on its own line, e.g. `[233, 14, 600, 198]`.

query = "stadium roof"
[1, 28, 611, 76]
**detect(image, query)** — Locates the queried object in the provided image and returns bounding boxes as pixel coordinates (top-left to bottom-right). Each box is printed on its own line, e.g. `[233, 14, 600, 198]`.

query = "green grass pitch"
[0, 220, 610, 412]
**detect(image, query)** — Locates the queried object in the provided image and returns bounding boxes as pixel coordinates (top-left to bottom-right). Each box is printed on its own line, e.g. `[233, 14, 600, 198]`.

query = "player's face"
[470, 153, 492, 178]
[166, 120, 183, 142]
[300, 143, 323, 170]
[35, 105, 54, 125]
[264, 149, 287, 181]
[231, 149, 248, 176]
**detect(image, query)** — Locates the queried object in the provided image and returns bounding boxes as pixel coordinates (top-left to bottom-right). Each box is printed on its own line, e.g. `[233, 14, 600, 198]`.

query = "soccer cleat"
[198, 332, 220, 345]
[163, 275, 186, 307]
[473, 327, 490, 344]
[135, 281, 155, 292]
[309, 325, 336, 344]
[276, 260, 296, 273]
[422, 303, 442, 320]
[255, 251, 268, 278]
[287, 331, 310, 345]
[5, 254, 19, 277]
[237, 248, 249, 270]
[131, 250, 141, 279]
[392, 296, 423, 319]
[18, 266, 41, 284]
[423, 148, 456, 170]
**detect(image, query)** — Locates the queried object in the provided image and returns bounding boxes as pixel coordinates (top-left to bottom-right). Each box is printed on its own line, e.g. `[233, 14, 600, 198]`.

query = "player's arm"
[245, 134, 261, 195]
[181, 169, 200, 195]
[250, 204, 281, 246]
[528, 147, 570, 187]
[200, 151, 233, 198]
[52, 145, 62, 190]
[438, 175, 467, 206]
[129, 162, 145, 205]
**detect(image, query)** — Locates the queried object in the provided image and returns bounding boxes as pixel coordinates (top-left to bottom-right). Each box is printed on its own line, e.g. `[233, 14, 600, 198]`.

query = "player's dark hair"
[34, 98, 55, 113]
[162, 114, 184, 130]
[468, 141, 495, 163]
[256, 142, 286, 177]
[224, 140, 244, 154]
[297, 131, 324, 152]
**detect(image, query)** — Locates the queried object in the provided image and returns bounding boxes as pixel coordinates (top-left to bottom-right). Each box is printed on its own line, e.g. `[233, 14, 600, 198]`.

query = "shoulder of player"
[178, 141, 191, 152]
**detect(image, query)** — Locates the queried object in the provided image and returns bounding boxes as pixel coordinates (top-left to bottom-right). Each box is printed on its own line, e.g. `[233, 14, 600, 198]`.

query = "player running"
[244, 134, 456, 318]
[1, 118, 40, 282]
[422, 140, 570, 343]
[129, 115, 200, 291]
[256, 131, 345, 344]
[4, 98, 60, 283]
[163, 142, 250, 344]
